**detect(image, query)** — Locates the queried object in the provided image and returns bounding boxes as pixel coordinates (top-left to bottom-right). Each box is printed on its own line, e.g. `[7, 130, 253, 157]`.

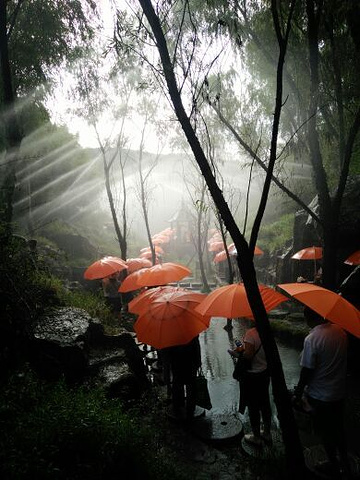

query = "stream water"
[199, 316, 302, 429]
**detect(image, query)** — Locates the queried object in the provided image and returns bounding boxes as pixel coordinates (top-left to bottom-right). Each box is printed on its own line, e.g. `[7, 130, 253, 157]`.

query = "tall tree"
[68, 49, 133, 259]
[203, 0, 360, 289]
[133, 0, 306, 476]
[0, 0, 96, 244]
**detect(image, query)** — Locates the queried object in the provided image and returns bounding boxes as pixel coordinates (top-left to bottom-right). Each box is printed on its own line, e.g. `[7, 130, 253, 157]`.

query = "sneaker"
[243, 433, 263, 447]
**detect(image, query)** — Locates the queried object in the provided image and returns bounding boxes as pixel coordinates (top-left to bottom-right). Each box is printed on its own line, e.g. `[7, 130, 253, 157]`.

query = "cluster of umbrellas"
[207, 231, 264, 264]
[138, 228, 176, 260]
[129, 279, 360, 349]
[83, 241, 360, 350]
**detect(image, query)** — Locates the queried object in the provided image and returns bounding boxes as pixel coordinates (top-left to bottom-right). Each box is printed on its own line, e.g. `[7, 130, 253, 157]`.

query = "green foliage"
[258, 214, 294, 252]
[0, 368, 188, 479]
[40, 219, 79, 237]
[8, 0, 97, 95]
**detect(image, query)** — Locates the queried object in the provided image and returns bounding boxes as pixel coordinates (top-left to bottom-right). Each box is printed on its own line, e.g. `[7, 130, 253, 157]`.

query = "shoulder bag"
[232, 344, 261, 381]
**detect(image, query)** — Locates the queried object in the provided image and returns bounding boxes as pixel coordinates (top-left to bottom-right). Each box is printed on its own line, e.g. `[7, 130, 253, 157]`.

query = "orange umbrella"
[291, 246, 323, 260]
[230, 244, 264, 256]
[125, 258, 152, 273]
[213, 245, 263, 263]
[277, 283, 360, 338]
[152, 235, 170, 245]
[344, 250, 360, 265]
[139, 251, 160, 260]
[195, 283, 288, 319]
[118, 269, 149, 293]
[291, 246, 322, 276]
[134, 289, 210, 348]
[213, 250, 228, 264]
[140, 245, 165, 255]
[128, 285, 182, 315]
[84, 256, 127, 280]
[136, 262, 191, 287]
[208, 241, 225, 252]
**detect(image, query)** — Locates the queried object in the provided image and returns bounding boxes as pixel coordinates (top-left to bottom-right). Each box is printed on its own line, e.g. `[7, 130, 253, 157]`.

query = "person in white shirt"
[231, 325, 272, 447]
[293, 307, 349, 477]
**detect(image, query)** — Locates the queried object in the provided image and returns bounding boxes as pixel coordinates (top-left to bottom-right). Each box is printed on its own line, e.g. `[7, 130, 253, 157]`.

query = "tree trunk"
[196, 186, 210, 292]
[0, 2, 22, 247]
[138, 0, 306, 476]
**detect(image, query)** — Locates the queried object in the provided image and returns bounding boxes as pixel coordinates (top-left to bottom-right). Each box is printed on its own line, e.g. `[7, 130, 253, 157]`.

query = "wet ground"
[199, 316, 302, 427]
[145, 315, 360, 479]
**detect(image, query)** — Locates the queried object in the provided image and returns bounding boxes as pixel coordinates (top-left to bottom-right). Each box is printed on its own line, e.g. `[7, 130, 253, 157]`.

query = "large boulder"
[29, 307, 149, 400]
[30, 307, 103, 381]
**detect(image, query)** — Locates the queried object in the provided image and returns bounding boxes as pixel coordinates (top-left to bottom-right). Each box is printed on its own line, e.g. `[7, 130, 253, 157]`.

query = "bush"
[258, 214, 294, 252]
[0, 367, 189, 480]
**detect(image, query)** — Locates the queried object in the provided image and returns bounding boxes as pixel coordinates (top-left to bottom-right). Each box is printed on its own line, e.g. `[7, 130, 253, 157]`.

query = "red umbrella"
[128, 286, 181, 315]
[208, 241, 225, 252]
[139, 251, 161, 260]
[84, 256, 127, 280]
[291, 246, 323, 276]
[230, 244, 264, 256]
[344, 250, 360, 266]
[137, 262, 191, 287]
[134, 289, 210, 349]
[213, 250, 228, 264]
[152, 235, 170, 245]
[195, 283, 288, 319]
[140, 245, 165, 255]
[213, 244, 263, 263]
[277, 283, 360, 338]
[291, 246, 323, 260]
[118, 269, 149, 293]
[125, 258, 152, 273]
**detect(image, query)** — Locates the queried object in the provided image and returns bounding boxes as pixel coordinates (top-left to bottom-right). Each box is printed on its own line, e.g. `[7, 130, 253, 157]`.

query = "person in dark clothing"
[102, 272, 122, 315]
[162, 336, 201, 419]
[293, 307, 350, 478]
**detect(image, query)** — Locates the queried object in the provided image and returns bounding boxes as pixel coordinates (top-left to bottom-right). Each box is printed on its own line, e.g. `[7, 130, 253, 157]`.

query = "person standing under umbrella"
[162, 335, 202, 420]
[102, 272, 122, 315]
[230, 324, 272, 447]
[293, 307, 350, 477]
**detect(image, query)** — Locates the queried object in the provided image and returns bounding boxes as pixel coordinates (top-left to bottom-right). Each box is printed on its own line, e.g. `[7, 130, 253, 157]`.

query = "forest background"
[0, 1, 360, 479]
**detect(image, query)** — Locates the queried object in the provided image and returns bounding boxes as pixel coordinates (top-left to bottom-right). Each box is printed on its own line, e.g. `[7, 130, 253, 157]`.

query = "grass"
[0, 367, 191, 480]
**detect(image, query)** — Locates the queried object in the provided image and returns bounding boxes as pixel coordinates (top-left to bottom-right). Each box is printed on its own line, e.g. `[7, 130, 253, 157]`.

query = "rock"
[29, 307, 149, 399]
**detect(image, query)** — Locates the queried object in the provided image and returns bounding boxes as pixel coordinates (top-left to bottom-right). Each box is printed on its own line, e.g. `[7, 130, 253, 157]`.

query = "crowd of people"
[101, 258, 354, 479]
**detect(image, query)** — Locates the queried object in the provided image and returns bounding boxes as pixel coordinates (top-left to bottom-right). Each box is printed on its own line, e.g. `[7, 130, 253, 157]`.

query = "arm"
[293, 366, 314, 398]
[243, 341, 255, 360]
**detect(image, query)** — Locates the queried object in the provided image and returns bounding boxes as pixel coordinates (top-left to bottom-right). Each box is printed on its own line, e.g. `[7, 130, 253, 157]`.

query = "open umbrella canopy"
[291, 246, 323, 260]
[125, 258, 152, 274]
[195, 283, 288, 319]
[344, 250, 360, 265]
[134, 289, 210, 349]
[139, 251, 160, 260]
[118, 269, 149, 293]
[230, 244, 264, 256]
[136, 262, 191, 287]
[152, 235, 170, 245]
[140, 246, 165, 255]
[213, 250, 228, 264]
[128, 285, 181, 315]
[208, 241, 224, 252]
[277, 283, 360, 338]
[213, 244, 263, 263]
[84, 256, 127, 280]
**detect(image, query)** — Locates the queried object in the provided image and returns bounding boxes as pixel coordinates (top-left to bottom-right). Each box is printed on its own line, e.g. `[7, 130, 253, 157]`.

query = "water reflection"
[199, 317, 302, 422]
